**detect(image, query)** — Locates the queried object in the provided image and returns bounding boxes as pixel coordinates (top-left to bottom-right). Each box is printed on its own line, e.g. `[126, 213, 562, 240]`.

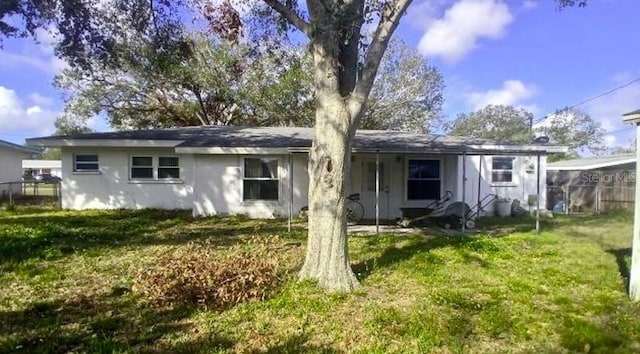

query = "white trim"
[28, 139, 183, 148]
[127, 180, 184, 185]
[622, 112, 640, 124]
[22, 160, 62, 169]
[72, 171, 101, 175]
[176, 147, 290, 154]
[547, 158, 636, 171]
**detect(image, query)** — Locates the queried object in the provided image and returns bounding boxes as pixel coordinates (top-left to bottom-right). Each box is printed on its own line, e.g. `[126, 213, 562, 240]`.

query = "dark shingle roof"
[0, 139, 40, 154]
[27, 126, 563, 154]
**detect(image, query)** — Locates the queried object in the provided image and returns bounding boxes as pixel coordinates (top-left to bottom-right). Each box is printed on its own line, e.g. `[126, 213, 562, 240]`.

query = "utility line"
[532, 77, 640, 124]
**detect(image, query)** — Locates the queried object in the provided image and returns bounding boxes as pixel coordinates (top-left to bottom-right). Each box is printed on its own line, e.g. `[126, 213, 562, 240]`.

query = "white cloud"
[467, 79, 537, 110]
[583, 77, 640, 132]
[0, 27, 68, 75]
[0, 86, 58, 137]
[29, 93, 55, 106]
[604, 134, 617, 147]
[406, 0, 452, 31]
[417, 0, 513, 63]
[577, 73, 640, 147]
[522, 0, 538, 10]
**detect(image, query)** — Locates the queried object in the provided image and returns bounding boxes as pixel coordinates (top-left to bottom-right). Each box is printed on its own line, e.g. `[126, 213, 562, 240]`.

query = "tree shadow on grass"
[0, 289, 206, 354]
[0, 210, 305, 271]
[351, 233, 479, 280]
[253, 332, 341, 354]
[608, 247, 632, 292]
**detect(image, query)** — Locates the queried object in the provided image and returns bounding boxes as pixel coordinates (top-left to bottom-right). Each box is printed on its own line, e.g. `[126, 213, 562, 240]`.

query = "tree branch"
[262, 0, 311, 37]
[348, 0, 413, 129]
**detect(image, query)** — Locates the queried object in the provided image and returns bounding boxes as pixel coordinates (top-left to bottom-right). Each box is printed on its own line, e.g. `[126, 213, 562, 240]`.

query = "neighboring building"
[0, 139, 40, 197]
[547, 154, 636, 212]
[27, 126, 565, 220]
[22, 160, 63, 179]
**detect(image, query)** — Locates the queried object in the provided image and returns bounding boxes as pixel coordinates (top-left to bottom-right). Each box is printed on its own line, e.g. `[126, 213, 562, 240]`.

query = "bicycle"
[346, 193, 364, 223]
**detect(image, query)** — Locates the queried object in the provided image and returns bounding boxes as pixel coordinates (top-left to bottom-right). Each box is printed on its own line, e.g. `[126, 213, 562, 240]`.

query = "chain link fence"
[547, 185, 634, 214]
[0, 181, 61, 209]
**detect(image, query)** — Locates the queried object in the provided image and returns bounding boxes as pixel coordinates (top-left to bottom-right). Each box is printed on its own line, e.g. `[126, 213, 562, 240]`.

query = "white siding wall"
[60, 147, 194, 210]
[59, 148, 547, 219]
[0, 146, 31, 196]
[192, 153, 309, 218]
[458, 155, 547, 216]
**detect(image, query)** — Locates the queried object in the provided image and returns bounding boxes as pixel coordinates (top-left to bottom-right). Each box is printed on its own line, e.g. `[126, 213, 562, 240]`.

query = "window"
[131, 156, 153, 179]
[74, 154, 99, 172]
[492, 157, 515, 183]
[130, 156, 180, 180]
[158, 157, 180, 179]
[243, 158, 278, 201]
[407, 159, 440, 200]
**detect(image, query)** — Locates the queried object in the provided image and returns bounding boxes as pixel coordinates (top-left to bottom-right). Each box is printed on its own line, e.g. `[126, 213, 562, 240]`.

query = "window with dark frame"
[74, 154, 99, 172]
[407, 159, 441, 200]
[243, 158, 279, 201]
[492, 157, 515, 183]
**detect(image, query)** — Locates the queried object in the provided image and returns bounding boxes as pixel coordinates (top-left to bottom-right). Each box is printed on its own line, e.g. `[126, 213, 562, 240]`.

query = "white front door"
[360, 158, 390, 220]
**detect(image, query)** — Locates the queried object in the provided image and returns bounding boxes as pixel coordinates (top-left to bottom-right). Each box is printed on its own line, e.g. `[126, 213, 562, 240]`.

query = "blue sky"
[1, 0, 639, 149]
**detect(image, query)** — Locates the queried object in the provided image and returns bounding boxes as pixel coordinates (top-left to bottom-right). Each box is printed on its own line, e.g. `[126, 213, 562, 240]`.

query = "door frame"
[360, 156, 392, 220]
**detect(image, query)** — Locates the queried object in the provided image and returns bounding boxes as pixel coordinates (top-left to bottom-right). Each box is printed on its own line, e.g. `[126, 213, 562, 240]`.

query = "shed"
[547, 154, 636, 212]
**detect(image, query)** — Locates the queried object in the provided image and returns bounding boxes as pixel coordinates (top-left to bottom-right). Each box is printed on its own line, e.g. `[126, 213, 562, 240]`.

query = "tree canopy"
[54, 35, 315, 131]
[446, 105, 604, 160]
[447, 105, 533, 142]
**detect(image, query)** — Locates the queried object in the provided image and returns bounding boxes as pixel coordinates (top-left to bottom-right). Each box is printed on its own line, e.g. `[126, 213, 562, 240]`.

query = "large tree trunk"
[299, 103, 359, 291]
[298, 29, 360, 291]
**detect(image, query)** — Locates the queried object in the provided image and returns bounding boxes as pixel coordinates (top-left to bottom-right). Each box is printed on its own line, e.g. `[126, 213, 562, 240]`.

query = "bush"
[135, 236, 284, 309]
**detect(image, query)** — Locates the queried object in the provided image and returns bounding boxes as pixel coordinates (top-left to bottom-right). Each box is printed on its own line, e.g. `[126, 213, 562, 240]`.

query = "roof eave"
[26, 138, 185, 148]
[622, 109, 640, 124]
[547, 158, 636, 171]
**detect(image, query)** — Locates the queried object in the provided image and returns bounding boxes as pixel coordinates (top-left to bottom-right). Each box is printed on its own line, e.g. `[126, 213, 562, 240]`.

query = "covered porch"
[287, 145, 562, 234]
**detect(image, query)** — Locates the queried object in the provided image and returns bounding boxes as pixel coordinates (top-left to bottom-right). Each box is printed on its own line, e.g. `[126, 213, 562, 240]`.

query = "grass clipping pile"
[135, 236, 293, 309]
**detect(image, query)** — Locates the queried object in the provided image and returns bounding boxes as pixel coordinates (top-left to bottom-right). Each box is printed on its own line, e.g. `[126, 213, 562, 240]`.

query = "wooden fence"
[547, 185, 634, 213]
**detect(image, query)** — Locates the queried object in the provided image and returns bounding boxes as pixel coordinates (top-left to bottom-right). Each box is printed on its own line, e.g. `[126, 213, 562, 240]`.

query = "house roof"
[26, 126, 567, 155]
[0, 139, 40, 155]
[623, 108, 640, 124]
[547, 154, 636, 171]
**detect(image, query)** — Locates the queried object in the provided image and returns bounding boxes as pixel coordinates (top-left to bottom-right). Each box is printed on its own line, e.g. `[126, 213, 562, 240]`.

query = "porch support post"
[536, 153, 541, 234]
[623, 111, 640, 300]
[630, 121, 640, 299]
[376, 150, 380, 235]
[288, 153, 293, 233]
[462, 152, 467, 233]
[477, 155, 483, 211]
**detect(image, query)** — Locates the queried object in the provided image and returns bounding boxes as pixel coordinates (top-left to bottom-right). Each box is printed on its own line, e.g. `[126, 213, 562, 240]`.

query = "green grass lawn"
[1, 208, 639, 353]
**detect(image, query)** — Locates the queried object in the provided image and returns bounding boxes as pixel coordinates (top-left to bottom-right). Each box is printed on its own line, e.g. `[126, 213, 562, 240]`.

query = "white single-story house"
[26, 126, 566, 220]
[0, 139, 40, 196]
[22, 159, 63, 179]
